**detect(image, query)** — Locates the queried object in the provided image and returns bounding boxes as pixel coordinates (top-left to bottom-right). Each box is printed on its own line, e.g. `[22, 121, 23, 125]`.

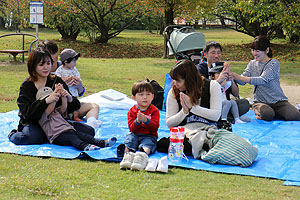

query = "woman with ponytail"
[232, 35, 300, 121]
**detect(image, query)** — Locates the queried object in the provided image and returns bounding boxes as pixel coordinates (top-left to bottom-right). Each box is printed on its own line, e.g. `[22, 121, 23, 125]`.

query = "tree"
[44, 0, 81, 40]
[0, 0, 29, 31]
[0, 1, 7, 28]
[214, 0, 285, 40]
[71, 0, 145, 43]
[146, 0, 215, 58]
[279, 0, 300, 43]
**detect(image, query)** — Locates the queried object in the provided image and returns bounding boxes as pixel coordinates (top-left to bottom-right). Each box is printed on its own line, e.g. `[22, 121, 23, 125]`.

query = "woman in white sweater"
[166, 60, 222, 159]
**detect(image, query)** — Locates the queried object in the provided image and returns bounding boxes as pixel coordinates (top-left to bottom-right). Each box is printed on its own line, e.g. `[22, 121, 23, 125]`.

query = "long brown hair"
[27, 47, 53, 82]
[170, 60, 203, 105]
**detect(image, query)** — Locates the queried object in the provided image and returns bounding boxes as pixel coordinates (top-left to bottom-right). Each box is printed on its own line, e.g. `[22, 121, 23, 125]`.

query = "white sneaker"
[131, 152, 148, 171]
[145, 158, 159, 172]
[156, 156, 168, 173]
[120, 152, 135, 169]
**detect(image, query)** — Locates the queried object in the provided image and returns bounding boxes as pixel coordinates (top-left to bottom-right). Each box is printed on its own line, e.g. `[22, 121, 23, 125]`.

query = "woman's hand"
[180, 92, 192, 114]
[60, 88, 73, 102]
[45, 91, 60, 104]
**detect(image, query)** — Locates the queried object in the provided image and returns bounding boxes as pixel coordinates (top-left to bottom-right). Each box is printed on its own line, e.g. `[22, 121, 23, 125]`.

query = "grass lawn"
[1, 29, 300, 199]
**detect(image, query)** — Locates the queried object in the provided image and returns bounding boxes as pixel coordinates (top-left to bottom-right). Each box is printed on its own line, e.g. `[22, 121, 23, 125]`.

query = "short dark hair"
[251, 35, 273, 57]
[38, 39, 58, 55]
[203, 41, 222, 54]
[132, 80, 154, 96]
[27, 47, 53, 81]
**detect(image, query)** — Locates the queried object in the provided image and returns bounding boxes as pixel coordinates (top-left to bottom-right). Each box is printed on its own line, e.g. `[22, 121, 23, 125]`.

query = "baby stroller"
[165, 25, 206, 64]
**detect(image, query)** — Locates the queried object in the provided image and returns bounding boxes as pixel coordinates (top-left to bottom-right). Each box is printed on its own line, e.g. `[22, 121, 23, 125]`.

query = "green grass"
[0, 58, 174, 112]
[1, 28, 300, 61]
[1, 29, 300, 199]
[1, 153, 299, 200]
[1, 57, 300, 199]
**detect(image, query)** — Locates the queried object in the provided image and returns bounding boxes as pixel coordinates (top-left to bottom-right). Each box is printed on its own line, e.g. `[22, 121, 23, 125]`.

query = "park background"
[0, 0, 300, 199]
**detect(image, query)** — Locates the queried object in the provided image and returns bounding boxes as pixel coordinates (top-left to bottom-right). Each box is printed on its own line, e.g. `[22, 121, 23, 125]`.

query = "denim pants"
[9, 122, 95, 145]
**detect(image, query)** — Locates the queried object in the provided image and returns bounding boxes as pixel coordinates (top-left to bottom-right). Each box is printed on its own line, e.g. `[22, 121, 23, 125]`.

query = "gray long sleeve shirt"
[236, 59, 288, 104]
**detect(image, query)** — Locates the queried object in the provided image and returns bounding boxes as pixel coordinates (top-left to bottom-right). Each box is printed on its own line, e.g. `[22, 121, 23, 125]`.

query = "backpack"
[146, 79, 164, 110]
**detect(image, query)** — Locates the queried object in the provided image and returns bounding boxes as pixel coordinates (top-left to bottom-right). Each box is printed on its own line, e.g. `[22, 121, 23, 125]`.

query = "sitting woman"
[232, 35, 300, 121]
[8, 48, 95, 145]
[166, 59, 222, 159]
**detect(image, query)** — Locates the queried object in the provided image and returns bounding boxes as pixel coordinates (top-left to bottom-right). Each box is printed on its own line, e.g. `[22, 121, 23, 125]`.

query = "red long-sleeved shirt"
[127, 104, 160, 138]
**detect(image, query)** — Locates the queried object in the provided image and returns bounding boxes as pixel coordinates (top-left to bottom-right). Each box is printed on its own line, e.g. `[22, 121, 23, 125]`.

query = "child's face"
[211, 72, 221, 80]
[63, 58, 76, 69]
[133, 90, 154, 110]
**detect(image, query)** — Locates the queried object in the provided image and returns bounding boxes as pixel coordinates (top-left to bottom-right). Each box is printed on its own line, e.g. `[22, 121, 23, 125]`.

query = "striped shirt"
[236, 58, 288, 104]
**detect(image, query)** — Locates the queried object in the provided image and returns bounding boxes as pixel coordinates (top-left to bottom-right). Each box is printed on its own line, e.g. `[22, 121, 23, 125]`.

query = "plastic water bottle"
[168, 127, 185, 161]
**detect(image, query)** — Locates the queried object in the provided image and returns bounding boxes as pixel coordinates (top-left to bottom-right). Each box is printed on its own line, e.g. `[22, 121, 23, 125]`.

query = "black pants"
[9, 121, 95, 145]
[53, 129, 105, 151]
[252, 101, 300, 121]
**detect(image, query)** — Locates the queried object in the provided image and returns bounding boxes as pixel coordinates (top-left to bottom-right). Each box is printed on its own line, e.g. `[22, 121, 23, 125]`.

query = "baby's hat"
[60, 48, 80, 62]
[36, 87, 53, 100]
[209, 62, 225, 74]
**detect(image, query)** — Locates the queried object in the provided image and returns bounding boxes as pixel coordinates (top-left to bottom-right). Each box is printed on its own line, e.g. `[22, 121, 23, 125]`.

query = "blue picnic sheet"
[0, 90, 300, 186]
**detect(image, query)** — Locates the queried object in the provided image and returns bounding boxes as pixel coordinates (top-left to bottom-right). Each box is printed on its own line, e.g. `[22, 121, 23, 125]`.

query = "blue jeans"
[9, 122, 95, 145]
[124, 132, 157, 153]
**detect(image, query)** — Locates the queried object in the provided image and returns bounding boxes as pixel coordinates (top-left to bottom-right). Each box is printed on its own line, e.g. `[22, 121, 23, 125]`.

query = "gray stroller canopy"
[167, 28, 205, 56]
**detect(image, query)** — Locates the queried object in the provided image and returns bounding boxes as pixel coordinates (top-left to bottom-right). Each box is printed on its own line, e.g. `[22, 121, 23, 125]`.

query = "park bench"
[0, 33, 38, 62]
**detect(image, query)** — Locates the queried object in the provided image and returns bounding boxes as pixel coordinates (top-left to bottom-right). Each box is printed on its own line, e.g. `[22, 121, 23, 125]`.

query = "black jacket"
[17, 76, 80, 131]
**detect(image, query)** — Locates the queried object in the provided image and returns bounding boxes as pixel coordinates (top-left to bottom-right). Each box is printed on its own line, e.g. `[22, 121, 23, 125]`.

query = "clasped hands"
[136, 111, 148, 124]
[46, 83, 72, 104]
[180, 92, 193, 114]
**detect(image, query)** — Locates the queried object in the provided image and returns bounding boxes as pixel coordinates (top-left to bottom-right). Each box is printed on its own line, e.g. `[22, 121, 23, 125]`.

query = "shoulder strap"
[254, 59, 272, 93]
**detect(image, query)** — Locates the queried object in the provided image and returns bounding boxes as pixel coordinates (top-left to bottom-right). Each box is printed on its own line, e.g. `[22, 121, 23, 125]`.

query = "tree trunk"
[219, 17, 226, 27]
[194, 20, 199, 29]
[96, 31, 109, 43]
[159, 15, 164, 35]
[0, 17, 5, 29]
[289, 34, 299, 43]
[147, 16, 152, 33]
[274, 26, 285, 39]
[202, 18, 207, 29]
[163, 8, 174, 59]
[57, 26, 79, 40]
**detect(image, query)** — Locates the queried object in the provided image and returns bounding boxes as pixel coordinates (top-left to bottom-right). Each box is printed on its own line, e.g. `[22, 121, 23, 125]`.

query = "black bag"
[157, 136, 209, 156]
[146, 79, 164, 110]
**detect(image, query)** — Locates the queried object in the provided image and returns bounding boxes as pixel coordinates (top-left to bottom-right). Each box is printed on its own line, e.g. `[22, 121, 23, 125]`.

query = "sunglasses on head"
[65, 56, 78, 63]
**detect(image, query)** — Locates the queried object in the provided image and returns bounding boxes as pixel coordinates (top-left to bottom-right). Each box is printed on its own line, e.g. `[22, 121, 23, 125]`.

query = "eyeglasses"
[65, 56, 79, 63]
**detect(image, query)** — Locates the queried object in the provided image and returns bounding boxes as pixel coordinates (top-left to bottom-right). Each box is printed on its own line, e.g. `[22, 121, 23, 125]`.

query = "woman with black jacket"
[9, 47, 94, 145]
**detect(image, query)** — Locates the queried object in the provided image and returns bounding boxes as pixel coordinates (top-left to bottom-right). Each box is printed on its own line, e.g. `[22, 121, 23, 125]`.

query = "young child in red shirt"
[120, 80, 162, 171]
